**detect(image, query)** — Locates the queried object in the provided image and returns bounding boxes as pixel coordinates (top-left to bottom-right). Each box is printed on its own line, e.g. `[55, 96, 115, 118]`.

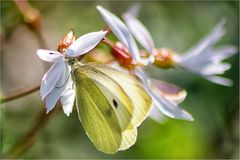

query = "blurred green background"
[1, 1, 239, 159]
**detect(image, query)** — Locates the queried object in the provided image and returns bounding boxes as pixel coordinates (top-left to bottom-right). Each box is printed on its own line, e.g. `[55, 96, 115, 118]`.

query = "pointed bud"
[57, 30, 76, 53]
[111, 45, 136, 69]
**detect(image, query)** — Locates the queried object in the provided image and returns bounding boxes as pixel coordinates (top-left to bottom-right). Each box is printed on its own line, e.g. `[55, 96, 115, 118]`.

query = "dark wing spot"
[50, 52, 53, 54]
[113, 99, 118, 109]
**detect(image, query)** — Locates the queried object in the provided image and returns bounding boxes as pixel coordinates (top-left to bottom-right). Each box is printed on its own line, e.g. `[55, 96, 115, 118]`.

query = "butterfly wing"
[88, 63, 152, 128]
[76, 65, 134, 131]
[81, 63, 152, 150]
[73, 63, 152, 153]
[74, 73, 122, 154]
[120, 127, 137, 150]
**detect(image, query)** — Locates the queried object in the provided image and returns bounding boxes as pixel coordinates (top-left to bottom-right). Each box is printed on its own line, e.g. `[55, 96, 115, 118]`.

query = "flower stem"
[0, 84, 40, 104]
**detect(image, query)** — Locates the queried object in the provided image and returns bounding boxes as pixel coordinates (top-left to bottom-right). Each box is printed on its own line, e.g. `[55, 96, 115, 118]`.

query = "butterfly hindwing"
[120, 127, 138, 150]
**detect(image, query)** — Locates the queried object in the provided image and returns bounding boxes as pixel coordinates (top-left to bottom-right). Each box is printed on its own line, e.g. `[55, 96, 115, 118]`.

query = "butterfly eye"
[57, 30, 76, 53]
[113, 99, 118, 109]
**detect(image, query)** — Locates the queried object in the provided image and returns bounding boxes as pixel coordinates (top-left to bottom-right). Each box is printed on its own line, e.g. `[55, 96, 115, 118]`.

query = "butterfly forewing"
[76, 65, 135, 131]
[89, 63, 152, 128]
[74, 72, 122, 154]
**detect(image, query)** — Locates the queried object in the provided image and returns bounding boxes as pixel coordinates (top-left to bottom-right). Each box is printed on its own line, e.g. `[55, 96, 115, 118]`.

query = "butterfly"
[71, 62, 152, 153]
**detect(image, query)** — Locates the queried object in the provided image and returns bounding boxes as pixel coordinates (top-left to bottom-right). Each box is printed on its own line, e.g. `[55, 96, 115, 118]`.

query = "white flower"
[123, 13, 237, 86]
[174, 19, 237, 86]
[37, 30, 107, 116]
[97, 5, 154, 65]
[97, 5, 193, 121]
[123, 13, 155, 56]
[136, 69, 193, 121]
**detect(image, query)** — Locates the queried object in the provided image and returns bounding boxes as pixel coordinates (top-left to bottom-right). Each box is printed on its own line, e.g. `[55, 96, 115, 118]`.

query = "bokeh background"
[1, 1, 239, 159]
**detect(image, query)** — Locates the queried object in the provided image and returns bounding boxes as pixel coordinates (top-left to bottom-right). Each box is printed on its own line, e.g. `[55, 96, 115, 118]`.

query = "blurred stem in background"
[2, 0, 59, 158]
[0, 84, 40, 103]
[1, 0, 47, 103]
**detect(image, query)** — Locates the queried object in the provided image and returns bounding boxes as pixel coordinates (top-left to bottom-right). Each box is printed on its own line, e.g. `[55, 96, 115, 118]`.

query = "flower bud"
[111, 45, 136, 69]
[153, 48, 175, 69]
[57, 30, 76, 53]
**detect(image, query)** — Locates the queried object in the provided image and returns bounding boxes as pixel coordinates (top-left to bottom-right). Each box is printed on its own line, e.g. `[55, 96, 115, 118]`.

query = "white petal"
[45, 63, 71, 114]
[37, 49, 62, 62]
[97, 5, 132, 50]
[61, 88, 75, 116]
[123, 13, 155, 54]
[40, 60, 65, 100]
[45, 86, 65, 114]
[201, 63, 231, 75]
[149, 106, 166, 123]
[126, 3, 141, 17]
[211, 46, 238, 62]
[97, 6, 152, 64]
[136, 69, 193, 121]
[205, 76, 233, 86]
[67, 30, 107, 57]
[182, 19, 226, 62]
[149, 79, 187, 104]
[56, 62, 71, 87]
[60, 70, 75, 116]
[152, 94, 194, 121]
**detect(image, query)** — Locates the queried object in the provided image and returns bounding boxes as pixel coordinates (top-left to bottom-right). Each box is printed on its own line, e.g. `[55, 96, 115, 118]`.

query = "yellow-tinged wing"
[76, 65, 134, 131]
[74, 73, 122, 154]
[73, 63, 152, 153]
[120, 127, 138, 150]
[87, 63, 152, 128]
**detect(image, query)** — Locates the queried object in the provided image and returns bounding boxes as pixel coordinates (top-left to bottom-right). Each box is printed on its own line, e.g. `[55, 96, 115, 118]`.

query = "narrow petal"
[205, 76, 233, 86]
[37, 49, 62, 62]
[201, 63, 231, 75]
[40, 60, 65, 100]
[97, 5, 153, 65]
[149, 106, 166, 123]
[126, 3, 141, 17]
[211, 46, 238, 62]
[67, 30, 107, 57]
[152, 94, 193, 121]
[56, 62, 71, 87]
[60, 69, 75, 116]
[45, 86, 64, 114]
[182, 19, 226, 61]
[97, 5, 131, 49]
[123, 13, 155, 54]
[136, 69, 193, 121]
[61, 88, 75, 116]
[149, 79, 187, 104]
[45, 63, 71, 113]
